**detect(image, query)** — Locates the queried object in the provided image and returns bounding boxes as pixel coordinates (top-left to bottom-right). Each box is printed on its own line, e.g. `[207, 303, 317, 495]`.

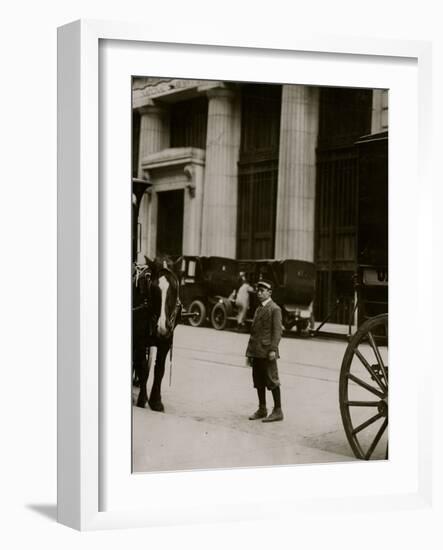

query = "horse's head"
[144, 256, 180, 339]
[144, 255, 179, 290]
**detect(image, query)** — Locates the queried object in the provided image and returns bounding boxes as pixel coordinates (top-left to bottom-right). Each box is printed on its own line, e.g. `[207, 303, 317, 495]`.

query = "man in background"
[231, 271, 253, 332]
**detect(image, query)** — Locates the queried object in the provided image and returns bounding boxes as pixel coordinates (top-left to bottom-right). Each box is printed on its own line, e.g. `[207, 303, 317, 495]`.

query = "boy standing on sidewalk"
[245, 280, 284, 422]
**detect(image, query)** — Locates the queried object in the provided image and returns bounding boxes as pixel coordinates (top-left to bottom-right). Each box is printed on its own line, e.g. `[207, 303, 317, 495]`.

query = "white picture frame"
[57, 19, 434, 531]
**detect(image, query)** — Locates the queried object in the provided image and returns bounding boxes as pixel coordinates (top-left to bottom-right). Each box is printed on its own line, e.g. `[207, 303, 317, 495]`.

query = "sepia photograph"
[131, 77, 389, 473]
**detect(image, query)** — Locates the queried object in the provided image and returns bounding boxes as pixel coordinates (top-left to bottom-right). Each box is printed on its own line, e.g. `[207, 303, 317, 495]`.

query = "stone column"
[137, 104, 170, 177]
[275, 85, 319, 261]
[371, 89, 389, 133]
[201, 88, 241, 258]
[137, 192, 153, 262]
[136, 104, 169, 261]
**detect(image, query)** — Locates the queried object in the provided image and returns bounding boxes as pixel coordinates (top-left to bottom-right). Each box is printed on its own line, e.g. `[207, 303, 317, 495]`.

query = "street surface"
[133, 325, 370, 472]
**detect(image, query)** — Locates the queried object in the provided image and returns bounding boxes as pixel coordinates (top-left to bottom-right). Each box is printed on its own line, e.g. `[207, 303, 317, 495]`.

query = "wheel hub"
[377, 396, 388, 417]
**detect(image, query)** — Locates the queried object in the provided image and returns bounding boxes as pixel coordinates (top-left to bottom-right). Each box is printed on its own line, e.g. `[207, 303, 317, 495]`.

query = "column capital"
[205, 86, 237, 100]
[138, 103, 168, 117]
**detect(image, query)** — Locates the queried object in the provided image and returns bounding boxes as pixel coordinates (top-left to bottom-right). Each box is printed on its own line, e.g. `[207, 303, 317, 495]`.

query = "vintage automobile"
[210, 258, 316, 333]
[173, 255, 239, 327]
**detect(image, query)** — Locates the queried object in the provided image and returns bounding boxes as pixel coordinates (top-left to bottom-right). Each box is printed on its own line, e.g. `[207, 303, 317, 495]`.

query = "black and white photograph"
[131, 77, 389, 472]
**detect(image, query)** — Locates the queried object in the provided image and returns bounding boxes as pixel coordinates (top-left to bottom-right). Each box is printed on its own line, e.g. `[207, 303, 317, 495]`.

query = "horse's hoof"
[148, 399, 165, 412]
[136, 399, 147, 408]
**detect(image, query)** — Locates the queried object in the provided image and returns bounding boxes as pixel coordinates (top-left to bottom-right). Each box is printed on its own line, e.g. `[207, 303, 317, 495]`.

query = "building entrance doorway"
[156, 190, 184, 257]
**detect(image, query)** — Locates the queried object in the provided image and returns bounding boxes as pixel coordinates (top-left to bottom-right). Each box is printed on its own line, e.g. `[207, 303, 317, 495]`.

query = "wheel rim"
[211, 304, 226, 330]
[189, 300, 205, 327]
[339, 314, 388, 460]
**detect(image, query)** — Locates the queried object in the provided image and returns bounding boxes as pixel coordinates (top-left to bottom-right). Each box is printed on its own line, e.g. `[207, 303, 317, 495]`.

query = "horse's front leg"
[134, 342, 149, 408]
[148, 340, 170, 412]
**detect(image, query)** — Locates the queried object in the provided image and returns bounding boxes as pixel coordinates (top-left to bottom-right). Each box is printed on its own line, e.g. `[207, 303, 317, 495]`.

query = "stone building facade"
[132, 78, 388, 324]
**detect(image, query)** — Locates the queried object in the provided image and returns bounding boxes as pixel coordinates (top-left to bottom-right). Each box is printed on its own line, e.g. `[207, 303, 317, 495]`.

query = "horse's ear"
[155, 254, 171, 270]
[144, 255, 151, 265]
[163, 255, 174, 269]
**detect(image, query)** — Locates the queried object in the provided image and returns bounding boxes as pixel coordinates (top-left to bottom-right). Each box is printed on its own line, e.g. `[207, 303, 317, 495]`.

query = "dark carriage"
[173, 255, 239, 327]
[338, 131, 389, 460]
[210, 258, 316, 333]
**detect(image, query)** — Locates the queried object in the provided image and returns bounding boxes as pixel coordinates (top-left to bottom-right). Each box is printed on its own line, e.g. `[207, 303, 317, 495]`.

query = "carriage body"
[355, 130, 388, 323]
[355, 264, 388, 321]
[339, 131, 389, 460]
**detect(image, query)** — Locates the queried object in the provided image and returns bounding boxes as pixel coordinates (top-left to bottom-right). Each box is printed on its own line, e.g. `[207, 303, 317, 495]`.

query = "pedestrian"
[245, 280, 284, 422]
[231, 271, 253, 332]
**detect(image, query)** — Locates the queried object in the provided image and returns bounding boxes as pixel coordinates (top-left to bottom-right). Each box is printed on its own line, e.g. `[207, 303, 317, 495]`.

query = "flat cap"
[256, 279, 272, 291]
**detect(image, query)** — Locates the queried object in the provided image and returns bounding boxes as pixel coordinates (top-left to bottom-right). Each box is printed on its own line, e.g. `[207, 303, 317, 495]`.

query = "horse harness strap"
[168, 297, 182, 386]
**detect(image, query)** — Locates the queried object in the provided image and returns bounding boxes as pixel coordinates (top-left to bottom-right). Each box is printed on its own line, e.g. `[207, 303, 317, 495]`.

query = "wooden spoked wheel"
[339, 314, 388, 460]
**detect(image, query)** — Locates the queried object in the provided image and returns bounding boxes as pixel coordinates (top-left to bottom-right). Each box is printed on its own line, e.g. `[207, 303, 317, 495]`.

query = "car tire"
[211, 302, 228, 330]
[282, 311, 295, 332]
[188, 300, 206, 327]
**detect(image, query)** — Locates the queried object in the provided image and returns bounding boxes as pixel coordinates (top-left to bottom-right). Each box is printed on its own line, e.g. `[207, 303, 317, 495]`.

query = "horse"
[132, 256, 182, 412]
